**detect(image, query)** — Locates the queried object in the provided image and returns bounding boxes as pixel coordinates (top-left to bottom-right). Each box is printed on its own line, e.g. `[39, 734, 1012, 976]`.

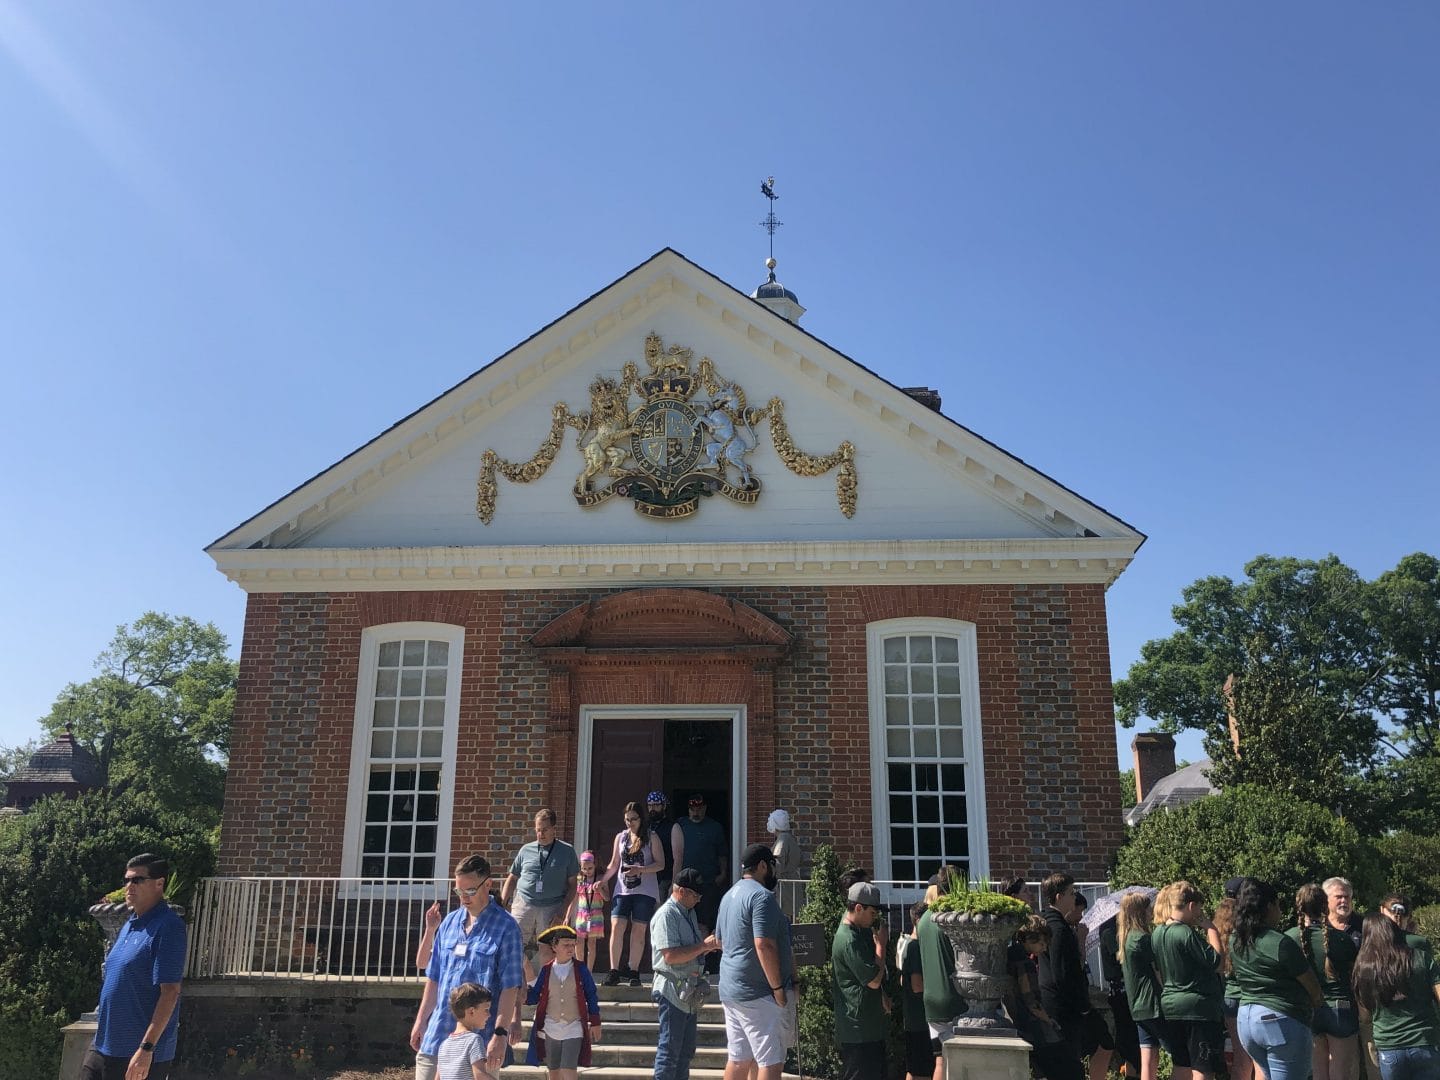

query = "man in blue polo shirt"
[83, 853, 187, 1080]
[410, 854, 524, 1080]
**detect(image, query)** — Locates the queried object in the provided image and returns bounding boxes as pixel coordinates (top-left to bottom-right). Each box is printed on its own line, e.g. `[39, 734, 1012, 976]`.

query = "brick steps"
[501, 978, 730, 1078]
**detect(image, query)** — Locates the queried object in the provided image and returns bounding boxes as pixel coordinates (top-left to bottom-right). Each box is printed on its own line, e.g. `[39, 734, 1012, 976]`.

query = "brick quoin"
[221, 582, 1121, 882]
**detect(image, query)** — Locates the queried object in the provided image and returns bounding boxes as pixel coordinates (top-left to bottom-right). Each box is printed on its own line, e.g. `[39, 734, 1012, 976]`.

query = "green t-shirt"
[1123, 930, 1163, 1022]
[898, 932, 927, 1032]
[1152, 922, 1224, 1022]
[1368, 933, 1440, 1050]
[1284, 924, 1357, 1003]
[832, 919, 887, 1044]
[916, 910, 966, 1025]
[1229, 927, 1313, 1023]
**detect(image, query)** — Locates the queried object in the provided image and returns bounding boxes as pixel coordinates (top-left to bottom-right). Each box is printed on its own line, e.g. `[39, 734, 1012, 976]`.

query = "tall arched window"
[867, 618, 988, 883]
[341, 623, 464, 880]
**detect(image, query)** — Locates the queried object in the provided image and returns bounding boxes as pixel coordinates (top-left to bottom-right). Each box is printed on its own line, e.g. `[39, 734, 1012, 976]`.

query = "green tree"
[1110, 785, 1381, 905]
[1115, 555, 1389, 818]
[0, 790, 215, 1077]
[1372, 831, 1440, 909]
[1120, 768, 1137, 809]
[1370, 553, 1440, 755]
[0, 739, 38, 805]
[39, 613, 236, 826]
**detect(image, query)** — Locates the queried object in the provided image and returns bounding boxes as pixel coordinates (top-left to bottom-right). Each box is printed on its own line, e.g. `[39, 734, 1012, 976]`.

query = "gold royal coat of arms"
[477, 334, 858, 522]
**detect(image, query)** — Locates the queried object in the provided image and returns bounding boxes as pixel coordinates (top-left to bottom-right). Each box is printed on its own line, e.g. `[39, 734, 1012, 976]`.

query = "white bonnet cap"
[766, 808, 790, 833]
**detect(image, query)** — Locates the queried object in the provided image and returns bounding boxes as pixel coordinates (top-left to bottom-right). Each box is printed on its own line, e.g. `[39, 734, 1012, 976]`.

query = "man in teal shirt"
[673, 794, 728, 970]
[832, 881, 890, 1080]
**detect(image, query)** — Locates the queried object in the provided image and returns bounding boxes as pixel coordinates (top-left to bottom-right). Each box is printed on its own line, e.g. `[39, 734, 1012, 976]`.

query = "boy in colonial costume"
[524, 924, 602, 1080]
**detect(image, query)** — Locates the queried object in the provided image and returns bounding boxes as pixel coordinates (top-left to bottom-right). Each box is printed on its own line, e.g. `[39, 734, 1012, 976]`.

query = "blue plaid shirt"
[421, 902, 524, 1057]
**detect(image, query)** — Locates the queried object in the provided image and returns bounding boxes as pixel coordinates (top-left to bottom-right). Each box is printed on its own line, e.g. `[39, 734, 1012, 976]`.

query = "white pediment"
[209, 250, 1143, 590]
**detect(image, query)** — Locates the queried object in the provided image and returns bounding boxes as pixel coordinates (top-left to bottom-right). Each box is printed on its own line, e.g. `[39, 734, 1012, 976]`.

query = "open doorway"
[585, 717, 734, 861]
[579, 710, 740, 974]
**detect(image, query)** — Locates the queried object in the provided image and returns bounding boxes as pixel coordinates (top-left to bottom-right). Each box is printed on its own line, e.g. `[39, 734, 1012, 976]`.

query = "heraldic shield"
[475, 333, 858, 523]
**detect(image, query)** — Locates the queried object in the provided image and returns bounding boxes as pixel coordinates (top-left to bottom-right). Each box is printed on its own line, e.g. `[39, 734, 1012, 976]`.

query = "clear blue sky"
[3, 3, 1437, 772]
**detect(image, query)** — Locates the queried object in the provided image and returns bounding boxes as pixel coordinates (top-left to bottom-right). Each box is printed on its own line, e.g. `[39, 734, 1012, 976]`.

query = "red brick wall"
[220, 583, 1122, 881]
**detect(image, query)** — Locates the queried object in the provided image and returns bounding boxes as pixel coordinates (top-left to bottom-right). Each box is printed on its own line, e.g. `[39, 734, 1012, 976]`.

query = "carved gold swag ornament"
[476, 334, 857, 523]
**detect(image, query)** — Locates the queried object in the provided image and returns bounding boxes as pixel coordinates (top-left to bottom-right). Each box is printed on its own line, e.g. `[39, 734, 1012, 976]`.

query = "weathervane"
[759, 176, 783, 268]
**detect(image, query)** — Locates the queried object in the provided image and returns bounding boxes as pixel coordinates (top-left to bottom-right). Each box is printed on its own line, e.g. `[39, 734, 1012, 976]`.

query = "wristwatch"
[493, 1027, 509, 1038]
[140, 1041, 156, 1053]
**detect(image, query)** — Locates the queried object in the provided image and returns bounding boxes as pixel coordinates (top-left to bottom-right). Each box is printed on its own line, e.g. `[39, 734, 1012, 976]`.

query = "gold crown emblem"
[640, 333, 695, 401]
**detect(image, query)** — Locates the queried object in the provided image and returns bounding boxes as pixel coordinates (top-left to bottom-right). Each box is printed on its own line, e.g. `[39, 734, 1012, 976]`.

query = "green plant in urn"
[928, 875, 1030, 1034]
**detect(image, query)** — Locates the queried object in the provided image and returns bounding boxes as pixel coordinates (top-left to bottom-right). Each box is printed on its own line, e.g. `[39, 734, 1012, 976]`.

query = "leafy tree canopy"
[38, 613, 236, 827]
[1115, 553, 1440, 824]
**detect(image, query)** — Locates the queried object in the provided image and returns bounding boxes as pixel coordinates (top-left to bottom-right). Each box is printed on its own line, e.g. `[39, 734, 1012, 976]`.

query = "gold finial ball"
[765, 257, 777, 271]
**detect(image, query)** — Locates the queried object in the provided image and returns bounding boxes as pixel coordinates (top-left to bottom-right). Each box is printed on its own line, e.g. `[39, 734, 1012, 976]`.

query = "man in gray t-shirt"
[715, 844, 792, 1080]
[500, 808, 579, 982]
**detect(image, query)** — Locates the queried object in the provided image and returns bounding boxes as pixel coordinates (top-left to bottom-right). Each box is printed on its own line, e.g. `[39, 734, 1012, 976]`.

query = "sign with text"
[790, 923, 829, 967]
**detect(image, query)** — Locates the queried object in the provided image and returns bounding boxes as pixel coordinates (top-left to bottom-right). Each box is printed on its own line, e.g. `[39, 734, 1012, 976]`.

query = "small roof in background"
[1123, 759, 1216, 828]
[7, 729, 104, 789]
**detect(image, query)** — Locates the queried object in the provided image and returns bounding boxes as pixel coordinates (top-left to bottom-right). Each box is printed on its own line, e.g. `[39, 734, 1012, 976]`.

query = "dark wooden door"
[588, 719, 663, 860]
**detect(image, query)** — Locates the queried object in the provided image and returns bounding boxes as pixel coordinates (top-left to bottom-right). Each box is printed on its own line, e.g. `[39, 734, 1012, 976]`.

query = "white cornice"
[211, 537, 1142, 593]
[210, 250, 1144, 555]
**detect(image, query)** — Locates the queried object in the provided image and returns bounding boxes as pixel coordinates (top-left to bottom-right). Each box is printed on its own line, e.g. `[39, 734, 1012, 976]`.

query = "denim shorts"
[612, 892, 657, 922]
[1312, 1001, 1359, 1039]
[1135, 1018, 1166, 1050]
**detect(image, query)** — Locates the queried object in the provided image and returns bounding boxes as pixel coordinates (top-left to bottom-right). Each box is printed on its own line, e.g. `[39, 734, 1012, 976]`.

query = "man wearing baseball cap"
[651, 868, 722, 1080]
[832, 882, 890, 1080]
[672, 793, 728, 972]
[716, 844, 792, 1080]
[646, 791, 675, 899]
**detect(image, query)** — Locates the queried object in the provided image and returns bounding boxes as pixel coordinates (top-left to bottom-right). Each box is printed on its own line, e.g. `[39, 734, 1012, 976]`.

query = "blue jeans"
[1378, 1047, 1440, 1080]
[653, 991, 699, 1080]
[1238, 1005, 1314, 1080]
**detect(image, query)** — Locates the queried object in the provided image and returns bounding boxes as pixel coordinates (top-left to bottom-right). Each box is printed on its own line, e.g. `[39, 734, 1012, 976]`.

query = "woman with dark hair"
[600, 801, 664, 986]
[1229, 879, 1323, 1080]
[1351, 912, 1440, 1080]
[1212, 898, 1261, 1080]
[1288, 883, 1359, 1080]
[1152, 881, 1226, 1080]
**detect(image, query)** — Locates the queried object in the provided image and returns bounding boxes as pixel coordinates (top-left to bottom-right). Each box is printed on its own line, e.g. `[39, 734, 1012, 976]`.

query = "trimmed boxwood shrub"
[1111, 784, 1382, 903]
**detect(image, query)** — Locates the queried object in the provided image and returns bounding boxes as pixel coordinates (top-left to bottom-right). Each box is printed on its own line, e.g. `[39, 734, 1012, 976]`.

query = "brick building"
[208, 249, 1144, 885]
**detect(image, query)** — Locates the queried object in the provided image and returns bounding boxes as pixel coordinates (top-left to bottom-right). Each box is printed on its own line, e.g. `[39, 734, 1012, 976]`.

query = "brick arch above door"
[529, 588, 793, 845]
[530, 588, 793, 651]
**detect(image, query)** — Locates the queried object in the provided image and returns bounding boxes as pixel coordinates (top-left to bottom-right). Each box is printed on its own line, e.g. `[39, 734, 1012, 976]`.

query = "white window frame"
[340, 622, 465, 888]
[866, 617, 990, 885]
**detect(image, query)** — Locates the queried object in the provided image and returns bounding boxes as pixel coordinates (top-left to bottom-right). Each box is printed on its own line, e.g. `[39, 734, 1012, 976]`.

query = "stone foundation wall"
[178, 980, 421, 1068]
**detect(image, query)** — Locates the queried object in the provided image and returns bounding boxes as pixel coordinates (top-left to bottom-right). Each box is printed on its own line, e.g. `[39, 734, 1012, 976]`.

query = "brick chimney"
[1132, 731, 1177, 803]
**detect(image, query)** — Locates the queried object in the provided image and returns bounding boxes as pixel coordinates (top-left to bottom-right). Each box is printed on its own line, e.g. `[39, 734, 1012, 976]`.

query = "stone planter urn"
[89, 901, 185, 979]
[931, 909, 1024, 1035]
[88, 902, 131, 977]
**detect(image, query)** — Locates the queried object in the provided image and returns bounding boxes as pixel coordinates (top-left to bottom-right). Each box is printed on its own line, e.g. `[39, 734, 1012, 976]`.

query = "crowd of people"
[974, 874, 1440, 1080]
[406, 798, 805, 1080]
[74, 827, 1438, 1080]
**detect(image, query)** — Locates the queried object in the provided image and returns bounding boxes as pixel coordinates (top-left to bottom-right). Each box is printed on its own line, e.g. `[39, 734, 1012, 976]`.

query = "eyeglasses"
[453, 878, 490, 898]
[123, 876, 152, 886]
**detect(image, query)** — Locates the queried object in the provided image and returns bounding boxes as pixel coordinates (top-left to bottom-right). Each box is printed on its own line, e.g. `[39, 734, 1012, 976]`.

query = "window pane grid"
[361, 638, 448, 879]
[883, 633, 972, 883]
